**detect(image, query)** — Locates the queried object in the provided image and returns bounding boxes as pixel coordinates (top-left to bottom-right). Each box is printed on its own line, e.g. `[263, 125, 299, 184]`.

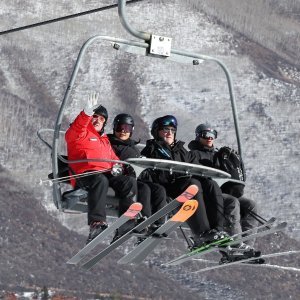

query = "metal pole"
[118, 0, 151, 41]
[171, 49, 243, 159]
[51, 35, 148, 210]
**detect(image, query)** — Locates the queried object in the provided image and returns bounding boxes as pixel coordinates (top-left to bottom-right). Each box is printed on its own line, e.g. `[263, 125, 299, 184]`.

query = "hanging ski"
[164, 218, 285, 266]
[67, 202, 143, 265]
[81, 184, 198, 270]
[118, 199, 199, 264]
[190, 250, 300, 274]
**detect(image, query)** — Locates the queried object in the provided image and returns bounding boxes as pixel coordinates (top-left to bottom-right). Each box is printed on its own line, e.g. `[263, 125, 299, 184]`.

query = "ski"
[164, 217, 280, 266]
[67, 202, 143, 265]
[118, 199, 199, 265]
[81, 184, 198, 270]
[166, 219, 284, 267]
[191, 250, 300, 274]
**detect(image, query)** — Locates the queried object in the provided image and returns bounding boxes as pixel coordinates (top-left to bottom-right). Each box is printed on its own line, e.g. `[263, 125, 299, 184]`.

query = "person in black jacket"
[188, 123, 258, 249]
[108, 113, 167, 239]
[140, 115, 228, 248]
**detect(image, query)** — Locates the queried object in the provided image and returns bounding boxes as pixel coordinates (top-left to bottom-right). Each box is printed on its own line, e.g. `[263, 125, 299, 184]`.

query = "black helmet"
[151, 115, 178, 140]
[93, 105, 108, 135]
[195, 123, 217, 140]
[113, 113, 135, 136]
[113, 113, 134, 127]
[93, 105, 108, 123]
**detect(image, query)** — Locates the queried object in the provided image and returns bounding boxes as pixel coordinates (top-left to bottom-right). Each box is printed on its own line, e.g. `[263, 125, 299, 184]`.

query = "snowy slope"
[1, 0, 299, 238]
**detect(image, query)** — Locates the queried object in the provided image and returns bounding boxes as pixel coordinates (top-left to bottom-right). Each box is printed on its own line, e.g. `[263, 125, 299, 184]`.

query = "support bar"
[118, 0, 151, 41]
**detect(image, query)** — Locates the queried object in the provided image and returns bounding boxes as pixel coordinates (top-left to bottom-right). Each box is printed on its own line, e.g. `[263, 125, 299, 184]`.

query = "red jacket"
[65, 111, 120, 185]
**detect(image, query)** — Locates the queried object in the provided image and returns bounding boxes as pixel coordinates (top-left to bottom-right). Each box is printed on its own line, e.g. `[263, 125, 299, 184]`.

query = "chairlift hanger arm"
[37, 128, 63, 150]
[118, 0, 151, 41]
[171, 49, 243, 159]
[51, 36, 148, 182]
[51, 35, 148, 210]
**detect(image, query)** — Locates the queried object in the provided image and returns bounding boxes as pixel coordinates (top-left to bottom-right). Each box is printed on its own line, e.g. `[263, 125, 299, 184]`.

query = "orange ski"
[171, 199, 198, 221]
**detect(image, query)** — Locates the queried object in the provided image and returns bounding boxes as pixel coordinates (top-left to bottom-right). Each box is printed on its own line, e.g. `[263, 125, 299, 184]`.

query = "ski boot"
[134, 222, 164, 246]
[131, 215, 148, 235]
[190, 229, 231, 250]
[86, 221, 108, 244]
[110, 219, 137, 244]
[219, 243, 263, 264]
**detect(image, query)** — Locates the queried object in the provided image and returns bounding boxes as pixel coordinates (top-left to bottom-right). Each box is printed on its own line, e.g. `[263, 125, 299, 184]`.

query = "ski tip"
[177, 185, 199, 203]
[268, 217, 276, 223]
[188, 184, 199, 193]
[186, 184, 199, 196]
[124, 202, 143, 218]
[130, 202, 143, 210]
[279, 221, 288, 228]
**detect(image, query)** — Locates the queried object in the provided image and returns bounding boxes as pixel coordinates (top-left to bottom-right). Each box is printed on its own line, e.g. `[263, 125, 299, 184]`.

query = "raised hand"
[84, 92, 100, 115]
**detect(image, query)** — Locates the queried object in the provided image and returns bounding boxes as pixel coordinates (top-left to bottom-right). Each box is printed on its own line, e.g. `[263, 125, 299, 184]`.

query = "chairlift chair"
[38, 0, 244, 216]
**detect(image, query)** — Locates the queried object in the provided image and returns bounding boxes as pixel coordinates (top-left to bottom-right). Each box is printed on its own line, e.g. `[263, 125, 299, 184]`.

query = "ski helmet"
[195, 123, 217, 140]
[93, 105, 108, 135]
[113, 113, 134, 127]
[93, 105, 108, 123]
[113, 113, 135, 136]
[151, 115, 178, 140]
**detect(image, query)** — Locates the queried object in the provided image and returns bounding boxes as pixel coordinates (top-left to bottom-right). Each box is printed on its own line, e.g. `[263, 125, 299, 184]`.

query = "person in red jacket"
[65, 93, 137, 244]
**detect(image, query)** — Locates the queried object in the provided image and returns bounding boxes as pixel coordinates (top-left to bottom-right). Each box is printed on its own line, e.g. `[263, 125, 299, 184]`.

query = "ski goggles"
[115, 124, 134, 133]
[92, 114, 106, 123]
[159, 115, 178, 128]
[197, 130, 217, 139]
[160, 127, 176, 134]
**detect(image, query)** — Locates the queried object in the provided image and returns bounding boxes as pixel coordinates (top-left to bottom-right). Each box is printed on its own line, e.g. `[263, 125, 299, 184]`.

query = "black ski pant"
[162, 177, 210, 236]
[78, 173, 137, 225]
[240, 196, 258, 246]
[197, 177, 225, 231]
[223, 194, 241, 236]
[223, 194, 258, 247]
[137, 181, 167, 225]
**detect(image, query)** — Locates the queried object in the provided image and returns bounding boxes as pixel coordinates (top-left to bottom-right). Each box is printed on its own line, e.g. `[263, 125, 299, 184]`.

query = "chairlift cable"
[0, 0, 143, 36]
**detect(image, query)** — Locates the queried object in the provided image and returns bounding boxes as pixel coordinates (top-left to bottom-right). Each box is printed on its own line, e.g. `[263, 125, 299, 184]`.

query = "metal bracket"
[150, 35, 172, 57]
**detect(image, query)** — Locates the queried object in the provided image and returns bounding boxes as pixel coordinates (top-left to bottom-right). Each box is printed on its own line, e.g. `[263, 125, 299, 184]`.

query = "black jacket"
[107, 134, 140, 159]
[140, 139, 198, 185]
[188, 140, 245, 198]
[188, 140, 217, 168]
[107, 134, 141, 177]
